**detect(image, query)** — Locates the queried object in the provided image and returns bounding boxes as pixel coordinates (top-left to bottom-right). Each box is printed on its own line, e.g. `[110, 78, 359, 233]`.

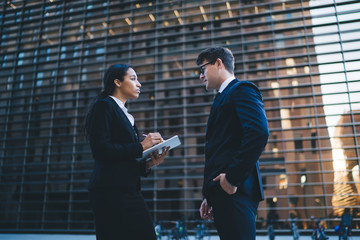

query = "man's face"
[199, 59, 219, 90]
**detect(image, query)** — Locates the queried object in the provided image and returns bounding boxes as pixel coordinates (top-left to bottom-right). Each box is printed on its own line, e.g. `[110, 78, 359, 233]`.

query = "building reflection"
[0, 0, 359, 233]
[332, 111, 360, 221]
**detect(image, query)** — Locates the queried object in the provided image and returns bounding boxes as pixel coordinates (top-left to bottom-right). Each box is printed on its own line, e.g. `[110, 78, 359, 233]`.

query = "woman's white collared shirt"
[109, 96, 135, 126]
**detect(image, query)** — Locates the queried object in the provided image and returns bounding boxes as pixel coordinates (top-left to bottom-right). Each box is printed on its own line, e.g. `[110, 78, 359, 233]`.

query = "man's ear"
[217, 58, 223, 70]
[114, 79, 121, 87]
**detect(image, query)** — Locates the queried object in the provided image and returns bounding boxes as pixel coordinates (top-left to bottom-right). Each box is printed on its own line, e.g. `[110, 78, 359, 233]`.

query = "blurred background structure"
[0, 0, 359, 235]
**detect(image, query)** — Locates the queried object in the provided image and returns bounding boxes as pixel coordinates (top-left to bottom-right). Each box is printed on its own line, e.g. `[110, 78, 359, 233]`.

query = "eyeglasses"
[199, 60, 216, 75]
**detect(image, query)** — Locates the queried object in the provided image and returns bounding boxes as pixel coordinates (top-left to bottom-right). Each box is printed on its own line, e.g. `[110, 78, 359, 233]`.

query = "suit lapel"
[108, 97, 138, 142]
[206, 94, 221, 135]
[206, 79, 238, 137]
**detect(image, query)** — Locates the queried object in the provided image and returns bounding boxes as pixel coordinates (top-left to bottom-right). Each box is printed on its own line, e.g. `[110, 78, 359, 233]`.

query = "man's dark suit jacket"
[203, 79, 269, 202]
[87, 97, 148, 191]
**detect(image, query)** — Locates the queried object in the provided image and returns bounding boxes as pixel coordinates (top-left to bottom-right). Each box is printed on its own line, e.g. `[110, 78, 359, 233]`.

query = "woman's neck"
[111, 92, 127, 105]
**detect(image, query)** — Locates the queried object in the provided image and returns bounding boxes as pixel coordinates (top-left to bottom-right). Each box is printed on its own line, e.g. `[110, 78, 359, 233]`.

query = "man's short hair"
[196, 47, 235, 74]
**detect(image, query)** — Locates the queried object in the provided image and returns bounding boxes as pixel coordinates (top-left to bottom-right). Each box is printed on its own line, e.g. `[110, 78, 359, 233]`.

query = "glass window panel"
[1, 0, 360, 233]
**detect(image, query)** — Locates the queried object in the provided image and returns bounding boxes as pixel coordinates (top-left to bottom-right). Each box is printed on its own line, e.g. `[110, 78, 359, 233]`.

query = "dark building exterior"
[0, 0, 359, 234]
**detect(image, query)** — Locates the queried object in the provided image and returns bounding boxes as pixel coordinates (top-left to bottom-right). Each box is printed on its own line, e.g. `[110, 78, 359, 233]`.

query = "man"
[197, 47, 269, 240]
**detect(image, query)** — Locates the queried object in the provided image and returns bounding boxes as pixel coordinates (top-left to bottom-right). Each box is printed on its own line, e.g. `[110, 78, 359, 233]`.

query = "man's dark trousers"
[208, 185, 258, 240]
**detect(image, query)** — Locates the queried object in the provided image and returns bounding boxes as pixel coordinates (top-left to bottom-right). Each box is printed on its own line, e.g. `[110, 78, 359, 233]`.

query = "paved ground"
[0, 233, 348, 240]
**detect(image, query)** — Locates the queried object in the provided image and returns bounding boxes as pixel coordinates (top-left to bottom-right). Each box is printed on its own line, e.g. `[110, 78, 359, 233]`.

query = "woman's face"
[118, 68, 141, 100]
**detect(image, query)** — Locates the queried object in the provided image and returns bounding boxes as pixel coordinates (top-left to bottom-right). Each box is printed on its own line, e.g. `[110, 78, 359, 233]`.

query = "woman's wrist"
[141, 141, 146, 151]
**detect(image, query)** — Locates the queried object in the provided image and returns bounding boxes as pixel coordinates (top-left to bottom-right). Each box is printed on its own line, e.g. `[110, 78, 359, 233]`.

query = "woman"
[85, 64, 169, 239]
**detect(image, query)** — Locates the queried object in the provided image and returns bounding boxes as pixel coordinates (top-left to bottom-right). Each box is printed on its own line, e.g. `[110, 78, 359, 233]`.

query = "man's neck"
[224, 72, 235, 81]
[217, 73, 235, 91]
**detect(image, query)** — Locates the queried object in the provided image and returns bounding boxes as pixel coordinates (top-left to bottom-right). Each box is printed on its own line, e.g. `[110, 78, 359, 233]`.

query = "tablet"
[138, 135, 181, 161]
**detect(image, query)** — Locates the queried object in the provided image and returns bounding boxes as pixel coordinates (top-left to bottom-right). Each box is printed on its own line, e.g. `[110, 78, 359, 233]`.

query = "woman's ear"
[114, 79, 121, 87]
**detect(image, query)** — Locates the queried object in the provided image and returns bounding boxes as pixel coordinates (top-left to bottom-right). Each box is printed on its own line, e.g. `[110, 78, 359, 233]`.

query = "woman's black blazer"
[87, 97, 148, 191]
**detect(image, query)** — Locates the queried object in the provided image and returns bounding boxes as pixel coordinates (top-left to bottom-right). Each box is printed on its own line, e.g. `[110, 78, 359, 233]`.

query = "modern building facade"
[0, 0, 359, 234]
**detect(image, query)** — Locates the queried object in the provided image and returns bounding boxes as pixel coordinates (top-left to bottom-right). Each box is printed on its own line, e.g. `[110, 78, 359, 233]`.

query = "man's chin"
[205, 85, 213, 91]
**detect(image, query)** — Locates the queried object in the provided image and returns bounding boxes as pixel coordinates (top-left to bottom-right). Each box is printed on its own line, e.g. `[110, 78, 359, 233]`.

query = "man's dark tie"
[215, 92, 220, 100]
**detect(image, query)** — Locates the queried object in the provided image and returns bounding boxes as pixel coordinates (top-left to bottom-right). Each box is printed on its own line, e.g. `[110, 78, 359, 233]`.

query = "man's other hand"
[199, 198, 213, 220]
